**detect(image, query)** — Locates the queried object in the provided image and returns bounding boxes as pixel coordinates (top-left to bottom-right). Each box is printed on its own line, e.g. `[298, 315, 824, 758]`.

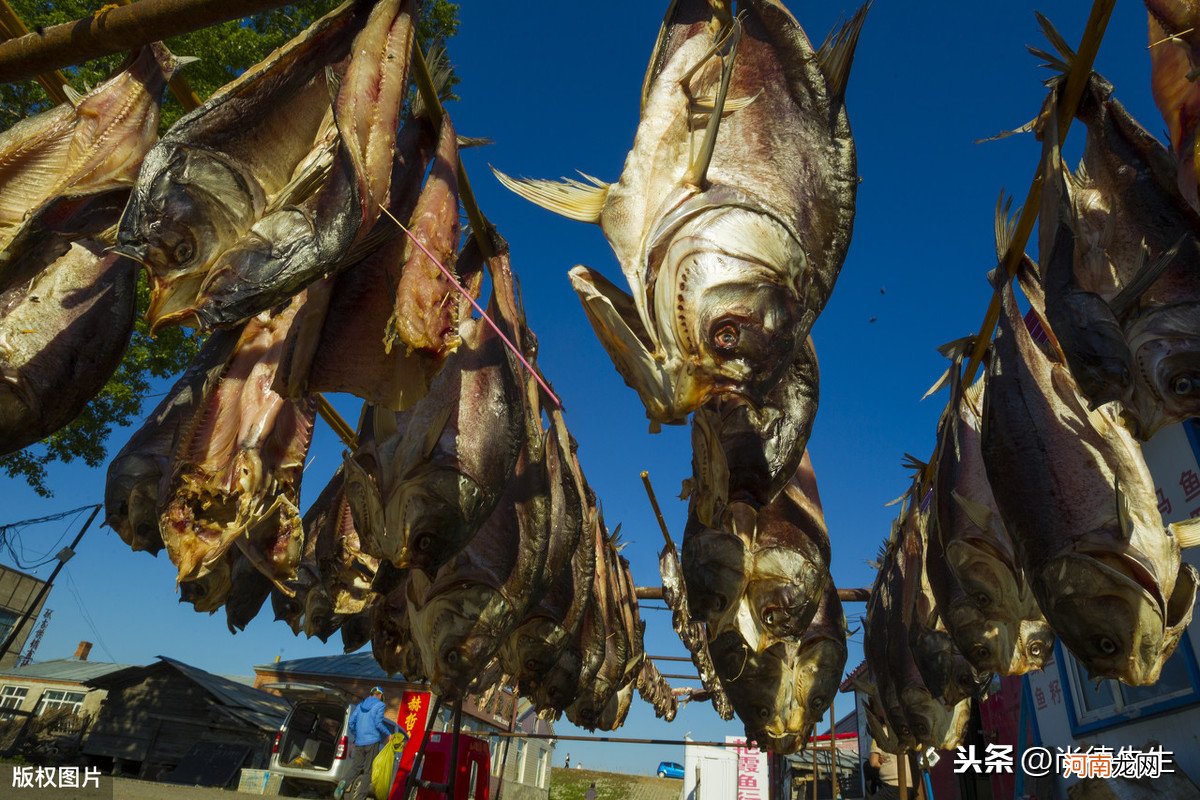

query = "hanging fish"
[105, 329, 240, 554]
[0, 45, 182, 252]
[159, 296, 316, 595]
[689, 336, 819, 526]
[982, 262, 1199, 686]
[1146, 0, 1200, 210]
[495, 0, 864, 427]
[343, 232, 528, 573]
[117, 0, 412, 329]
[930, 374, 1055, 676]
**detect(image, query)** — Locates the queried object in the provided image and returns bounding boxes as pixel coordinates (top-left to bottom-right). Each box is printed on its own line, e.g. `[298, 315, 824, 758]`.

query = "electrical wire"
[62, 568, 117, 664]
[0, 505, 93, 571]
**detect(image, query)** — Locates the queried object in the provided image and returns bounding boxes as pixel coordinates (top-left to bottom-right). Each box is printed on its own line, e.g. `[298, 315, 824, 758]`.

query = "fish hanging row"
[0, 1, 678, 727]
[857, 10, 1200, 756]
[497, 0, 868, 753]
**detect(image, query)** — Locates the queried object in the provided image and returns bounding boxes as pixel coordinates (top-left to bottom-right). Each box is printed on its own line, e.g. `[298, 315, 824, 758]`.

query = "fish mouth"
[1040, 553, 1166, 685]
[745, 550, 825, 640]
[420, 584, 510, 690]
[146, 272, 205, 331]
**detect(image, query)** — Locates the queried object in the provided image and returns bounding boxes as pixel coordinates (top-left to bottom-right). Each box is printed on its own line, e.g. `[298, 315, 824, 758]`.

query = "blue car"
[656, 761, 684, 779]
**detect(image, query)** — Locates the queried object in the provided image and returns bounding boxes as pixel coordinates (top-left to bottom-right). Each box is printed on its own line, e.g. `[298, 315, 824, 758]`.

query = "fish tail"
[491, 168, 609, 224]
[816, 2, 870, 101]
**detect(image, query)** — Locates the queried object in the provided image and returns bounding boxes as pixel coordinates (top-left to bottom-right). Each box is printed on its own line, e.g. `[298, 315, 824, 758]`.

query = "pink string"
[385, 208, 562, 409]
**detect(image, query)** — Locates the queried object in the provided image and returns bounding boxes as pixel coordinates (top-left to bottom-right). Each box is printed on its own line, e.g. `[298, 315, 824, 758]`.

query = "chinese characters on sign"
[727, 736, 767, 800]
[952, 745, 1176, 780]
[398, 689, 431, 775]
[11, 766, 101, 789]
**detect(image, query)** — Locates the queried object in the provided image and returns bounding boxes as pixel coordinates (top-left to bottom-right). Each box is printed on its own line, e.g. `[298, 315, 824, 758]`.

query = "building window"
[35, 690, 86, 717]
[1058, 635, 1200, 735]
[536, 749, 548, 788]
[516, 740, 527, 783]
[0, 686, 27, 719]
[0, 610, 19, 648]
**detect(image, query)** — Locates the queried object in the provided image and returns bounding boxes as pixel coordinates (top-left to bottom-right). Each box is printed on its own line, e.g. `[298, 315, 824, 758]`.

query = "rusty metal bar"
[636, 585, 871, 602]
[316, 395, 358, 450]
[959, 0, 1116, 385]
[0, 0, 296, 83]
[647, 655, 694, 663]
[491, 732, 748, 747]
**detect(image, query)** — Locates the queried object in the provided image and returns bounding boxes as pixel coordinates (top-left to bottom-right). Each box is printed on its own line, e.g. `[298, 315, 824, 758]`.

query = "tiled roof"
[255, 652, 396, 680]
[0, 658, 131, 684]
[839, 660, 868, 693]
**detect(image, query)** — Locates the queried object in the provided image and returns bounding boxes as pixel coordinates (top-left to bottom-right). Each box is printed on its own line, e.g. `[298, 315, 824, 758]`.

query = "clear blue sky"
[0, 0, 1169, 775]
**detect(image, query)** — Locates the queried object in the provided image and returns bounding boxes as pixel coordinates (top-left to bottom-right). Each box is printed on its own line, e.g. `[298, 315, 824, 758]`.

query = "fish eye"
[756, 706, 771, 720]
[972, 592, 991, 608]
[444, 649, 460, 665]
[525, 658, 539, 672]
[1028, 642, 1045, 659]
[970, 644, 990, 662]
[416, 534, 433, 552]
[1093, 636, 1119, 657]
[173, 240, 194, 264]
[1171, 374, 1198, 396]
[711, 322, 740, 351]
[763, 608, 779, 626]
[809, 695, 827, 712]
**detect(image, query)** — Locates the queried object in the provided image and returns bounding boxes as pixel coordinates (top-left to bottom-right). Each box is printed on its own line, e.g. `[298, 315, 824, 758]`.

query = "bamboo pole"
[0, 0, 70, 103]
[829, 705, 837, 800]
[0, 0, 296, 83]
[958, 0, 1116, 385]
[897, 754, 908, 800]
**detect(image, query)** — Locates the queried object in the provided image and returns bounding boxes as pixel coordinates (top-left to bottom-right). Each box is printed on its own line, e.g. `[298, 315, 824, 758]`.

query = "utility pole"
[0, 505, 99, 662]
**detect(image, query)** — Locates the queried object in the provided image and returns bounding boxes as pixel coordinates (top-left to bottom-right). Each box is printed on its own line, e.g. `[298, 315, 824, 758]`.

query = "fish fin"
[950, 490, 993, 533]
[689, 90, 760, 116]
[569, 265, 679, 423]
[816, 2, 870, 101]
[1169, 517, 1200, 550]
[456, 135, 492, 149]
[994, 191, 1019, 263]
[1029, 12, 1076, 80]
[62, 83, 84, 107]
[901, 453, 927, 473]
[682, 18, 742, 188]
[1109, 236, 1184, 318]
[923, 337, 976, 399]
[491, 168, 609, 224]
[975, 117, 1039, 144]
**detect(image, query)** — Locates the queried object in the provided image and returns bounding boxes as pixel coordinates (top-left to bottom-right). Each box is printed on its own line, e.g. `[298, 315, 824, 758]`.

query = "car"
[656, 761, 684, 779]
[265, 683, 399, 797]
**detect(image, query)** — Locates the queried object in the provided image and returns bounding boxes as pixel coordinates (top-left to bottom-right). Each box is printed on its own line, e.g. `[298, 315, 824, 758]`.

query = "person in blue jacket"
[342, 686, 392, 800]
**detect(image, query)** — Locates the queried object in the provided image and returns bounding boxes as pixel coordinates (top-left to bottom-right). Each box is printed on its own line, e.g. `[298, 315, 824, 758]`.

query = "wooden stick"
[959, 0, 1116, 386]
[829, 704, 838, 800]
[409, 44, 493, 259]
[0, 0, 297, 83]
[0, 0, 70, 103]
[315, 395, 357, 450]
[112, 0, 202, 111]
[640, 471, 676, 549]
[634, 585, 871, 602]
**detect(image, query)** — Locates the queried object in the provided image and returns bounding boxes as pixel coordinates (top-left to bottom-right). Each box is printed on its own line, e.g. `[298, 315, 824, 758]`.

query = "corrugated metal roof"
[256, 652, 394, 680]
[0, 658, 132, 684]
[158, 657, 290, 732]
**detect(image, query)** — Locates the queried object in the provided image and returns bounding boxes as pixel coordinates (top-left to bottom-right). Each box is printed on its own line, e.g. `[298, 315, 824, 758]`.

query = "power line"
[63, 569, 117, 664]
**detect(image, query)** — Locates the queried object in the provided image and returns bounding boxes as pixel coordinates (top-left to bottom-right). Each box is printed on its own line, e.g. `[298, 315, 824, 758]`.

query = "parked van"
[266, 683, 398, 796]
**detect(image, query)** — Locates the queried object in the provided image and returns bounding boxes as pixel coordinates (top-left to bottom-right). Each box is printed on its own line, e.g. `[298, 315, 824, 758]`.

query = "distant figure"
[342, 686, 392, 800]
[565, 753, 571, 769]
[866, 740, 913, 800]
[585, 781, 598, 800]
[576, 762, 584, 770]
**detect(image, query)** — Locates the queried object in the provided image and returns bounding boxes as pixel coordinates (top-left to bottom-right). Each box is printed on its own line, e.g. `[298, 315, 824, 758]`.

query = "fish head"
[710, 631, 796, 742]
[389, 468, 487, 572]
[178, 561, 231, 614]
[104, 453, 167, 554]
[657, 207, 805, 412]
[502, 616, 568, 690]
[1039, 552, 1168, 685]
[745, 547, 826, 641]
[681, 523, 747, 625]
[793, 634, 846, 733]
[595, 684, 635, 732]
[118, 147, 265, 329]
[535, 648, 582, 712]
[896, 686, 955, 750]
[420, 583, 510, 693]
[1127, 306, 1200, 436]
[911, 627, 989, 704]
[1010, 618, 1057, 675]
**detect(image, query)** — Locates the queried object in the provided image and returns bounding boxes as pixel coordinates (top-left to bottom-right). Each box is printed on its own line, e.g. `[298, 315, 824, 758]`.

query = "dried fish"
[497, 0, 864, 426]
[982, 264, 1199, 685]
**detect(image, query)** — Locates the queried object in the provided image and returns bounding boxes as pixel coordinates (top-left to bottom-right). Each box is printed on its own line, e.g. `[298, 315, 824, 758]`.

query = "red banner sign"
[398, 690, 432, 773]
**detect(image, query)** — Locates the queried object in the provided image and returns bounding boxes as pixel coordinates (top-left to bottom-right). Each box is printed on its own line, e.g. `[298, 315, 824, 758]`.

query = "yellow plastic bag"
[371, 732, 409, 800]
